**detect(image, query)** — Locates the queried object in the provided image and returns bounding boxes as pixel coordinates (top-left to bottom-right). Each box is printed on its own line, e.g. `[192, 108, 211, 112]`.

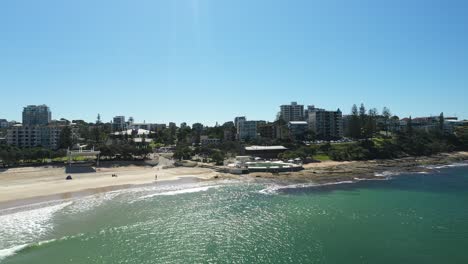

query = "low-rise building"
[200, 135, 221, 145]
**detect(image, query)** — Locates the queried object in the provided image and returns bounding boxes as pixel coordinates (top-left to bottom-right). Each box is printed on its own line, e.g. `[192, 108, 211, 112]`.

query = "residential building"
[22, 105, 51, 126]
[234, 116, 246, 128]
[111, 129, 153, 148]
[6, 105, 78, 149]
[200, 135, 220, 145]
[7, 124, 65, 149]
[112, 116, 127, 131]
[307, 106, 343, 139]
[129, 122, 165, 132]
[280, 102, 304, 122]
[444, 118, 467, 134]
[288, 121, 309, 140]
[237, 119, 266, 140]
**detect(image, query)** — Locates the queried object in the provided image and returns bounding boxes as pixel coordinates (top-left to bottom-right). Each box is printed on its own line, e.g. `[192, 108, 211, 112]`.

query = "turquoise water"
[1, 165, 468, 263]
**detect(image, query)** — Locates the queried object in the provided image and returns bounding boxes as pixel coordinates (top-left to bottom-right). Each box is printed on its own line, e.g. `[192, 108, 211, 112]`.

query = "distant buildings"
[234, 116, 246, 128]
[236, 118, 266, 140]
[7, 124, 64, 149]
[111, 128, 153, 148]
[22, 105, 51, 126]
[112, 116, 127, 131]
[6, 105, 76, 149]
[129, 122, 166, 132]
[280, 102, 304, 122]
[307, 106, 343, 139]
[258, 122, 277, 140]
[200, 135, 220, 145]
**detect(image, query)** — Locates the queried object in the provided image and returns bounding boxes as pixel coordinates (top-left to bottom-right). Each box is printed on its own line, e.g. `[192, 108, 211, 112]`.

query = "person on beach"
[155, 174, 158, 181]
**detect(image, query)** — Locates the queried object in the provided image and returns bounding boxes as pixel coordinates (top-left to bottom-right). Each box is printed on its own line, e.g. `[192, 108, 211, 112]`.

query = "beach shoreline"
[0, 164, 220, 208]
[1, 151, 467, 209]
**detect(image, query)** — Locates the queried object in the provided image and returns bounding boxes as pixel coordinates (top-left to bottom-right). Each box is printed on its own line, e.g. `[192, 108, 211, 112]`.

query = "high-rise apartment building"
[280, 102, 304, 122]
[307, 106, 343, 139]
[22, 105, 51, 126]
[112, 116, 126, 131]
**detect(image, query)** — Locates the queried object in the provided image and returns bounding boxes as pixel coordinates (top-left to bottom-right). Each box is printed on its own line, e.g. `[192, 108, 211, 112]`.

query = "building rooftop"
[113, 129, 151, 136]
[245, 146, 288, 151]
[289, 121, 308, 125]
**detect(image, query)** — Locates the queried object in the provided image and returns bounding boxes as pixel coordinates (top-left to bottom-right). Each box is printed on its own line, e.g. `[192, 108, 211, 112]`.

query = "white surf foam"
[374, 171, 399, 177]
[259, 181, 355, 194]
[0, 201, 72, 251]
[421, 162, 468, 170]
[0, 244, 28, 261]
[138, 186, 218, 199]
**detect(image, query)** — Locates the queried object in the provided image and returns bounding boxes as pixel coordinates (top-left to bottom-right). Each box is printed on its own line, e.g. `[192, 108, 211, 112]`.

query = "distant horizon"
[1, 0, 467, 125]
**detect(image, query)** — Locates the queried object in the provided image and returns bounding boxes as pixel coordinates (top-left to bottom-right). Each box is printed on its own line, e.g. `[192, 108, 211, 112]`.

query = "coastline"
[0, 164, 220, 208]
[1, 151, 467, 209]
[221, 151, 468, 184]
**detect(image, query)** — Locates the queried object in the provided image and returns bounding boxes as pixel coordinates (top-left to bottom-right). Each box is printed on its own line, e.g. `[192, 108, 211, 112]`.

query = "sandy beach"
[0, 164, 219, 204]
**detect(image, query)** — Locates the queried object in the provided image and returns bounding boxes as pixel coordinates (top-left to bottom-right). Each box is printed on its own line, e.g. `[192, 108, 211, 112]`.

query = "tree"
[349, 104, 361, 139]
[173, 145, 193, 160]
[210, 151, 225, 165]
[382, 107, 392, 136]
[406, 116, 413, 136]
[59, 126, 73, 149]
[366, 108, 378, 137]
[439, 112, 445, 132]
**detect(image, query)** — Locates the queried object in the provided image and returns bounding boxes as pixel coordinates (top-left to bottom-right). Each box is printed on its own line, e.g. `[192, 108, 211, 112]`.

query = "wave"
[421, 162, 468, 170]
[0, 244, 28, 261]
[259, 181, 355, 194]
[0, 201, 72, 252]
[138, 186, 218, 200]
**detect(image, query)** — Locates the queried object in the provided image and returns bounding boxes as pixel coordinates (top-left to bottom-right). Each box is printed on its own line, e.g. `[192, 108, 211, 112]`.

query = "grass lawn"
[313, 154, 331, 161]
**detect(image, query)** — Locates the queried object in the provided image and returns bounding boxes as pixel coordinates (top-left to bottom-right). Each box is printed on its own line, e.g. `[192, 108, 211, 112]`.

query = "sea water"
[1, 166, 468, 263]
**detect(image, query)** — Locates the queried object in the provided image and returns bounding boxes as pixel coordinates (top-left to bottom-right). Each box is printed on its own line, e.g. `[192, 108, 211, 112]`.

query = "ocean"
[1, 164, 468, 263]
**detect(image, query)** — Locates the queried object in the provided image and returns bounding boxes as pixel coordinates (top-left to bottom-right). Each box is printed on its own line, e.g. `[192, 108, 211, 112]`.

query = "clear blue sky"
[1, 0, 467, 125]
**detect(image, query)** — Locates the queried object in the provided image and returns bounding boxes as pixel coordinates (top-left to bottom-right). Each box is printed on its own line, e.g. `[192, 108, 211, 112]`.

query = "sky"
[0, 0, 467, 125]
